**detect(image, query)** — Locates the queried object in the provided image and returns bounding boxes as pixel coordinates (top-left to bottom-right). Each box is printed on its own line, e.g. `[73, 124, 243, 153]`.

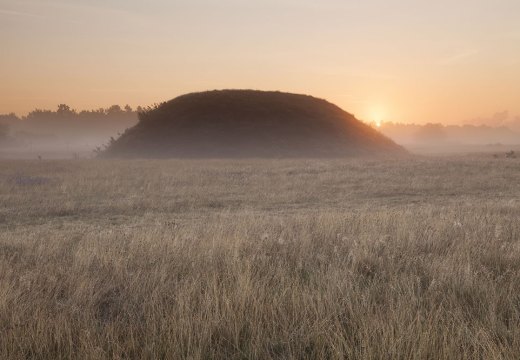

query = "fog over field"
[0, 105, 138, 159]
[1, 103, 519, 159]
[377, 113, 520, 154]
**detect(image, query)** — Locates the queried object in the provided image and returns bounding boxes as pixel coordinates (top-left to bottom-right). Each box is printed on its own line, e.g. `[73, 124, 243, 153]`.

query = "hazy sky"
[1, 0, 520, 124]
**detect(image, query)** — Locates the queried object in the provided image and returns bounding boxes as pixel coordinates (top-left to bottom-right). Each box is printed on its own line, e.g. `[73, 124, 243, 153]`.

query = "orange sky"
[1, 0, 520, 125]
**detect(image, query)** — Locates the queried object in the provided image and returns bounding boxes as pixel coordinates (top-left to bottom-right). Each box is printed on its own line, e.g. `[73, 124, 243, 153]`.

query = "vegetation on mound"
[103, 90, 405, 158]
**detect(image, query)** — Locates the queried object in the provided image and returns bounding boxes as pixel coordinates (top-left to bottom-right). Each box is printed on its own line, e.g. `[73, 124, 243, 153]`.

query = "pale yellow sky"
[1, 0, 520, 124]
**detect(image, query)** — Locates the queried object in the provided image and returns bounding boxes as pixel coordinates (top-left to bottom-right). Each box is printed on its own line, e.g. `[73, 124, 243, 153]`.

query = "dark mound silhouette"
[103, 90, 406, 158]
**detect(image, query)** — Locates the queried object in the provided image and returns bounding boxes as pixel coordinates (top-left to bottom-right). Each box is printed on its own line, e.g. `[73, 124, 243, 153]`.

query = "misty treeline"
[0, 104, 139, 137]
[0, 104, 141, 153]
[378, 121, 520, 145]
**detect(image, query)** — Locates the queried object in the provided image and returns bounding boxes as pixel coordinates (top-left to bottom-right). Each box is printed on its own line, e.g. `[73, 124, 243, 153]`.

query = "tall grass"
[0, 156, 519, 359]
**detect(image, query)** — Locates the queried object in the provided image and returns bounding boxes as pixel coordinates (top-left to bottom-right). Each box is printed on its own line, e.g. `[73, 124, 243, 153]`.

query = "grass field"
[1, 155, 520, 359]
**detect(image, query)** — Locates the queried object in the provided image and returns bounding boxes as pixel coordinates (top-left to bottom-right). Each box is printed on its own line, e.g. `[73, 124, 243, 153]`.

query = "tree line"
[0, 104, 145, 144]
[0, 104, 142, 124]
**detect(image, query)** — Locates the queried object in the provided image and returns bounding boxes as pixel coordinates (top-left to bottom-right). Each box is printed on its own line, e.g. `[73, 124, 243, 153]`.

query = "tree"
[107, 105, 123, 115]
[0, 113, 20, 122]
[57, 104, 75, 115]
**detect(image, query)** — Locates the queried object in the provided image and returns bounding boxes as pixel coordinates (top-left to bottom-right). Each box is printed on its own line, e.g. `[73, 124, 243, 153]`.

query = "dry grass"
[1, 155, 519, 359]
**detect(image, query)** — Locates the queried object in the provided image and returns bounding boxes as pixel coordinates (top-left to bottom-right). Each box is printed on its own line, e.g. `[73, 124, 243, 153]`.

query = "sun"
[370, 107, 385, 128]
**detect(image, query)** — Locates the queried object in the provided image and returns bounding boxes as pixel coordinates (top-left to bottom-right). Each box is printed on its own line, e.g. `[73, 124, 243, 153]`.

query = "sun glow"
[370, 107, 385, 128]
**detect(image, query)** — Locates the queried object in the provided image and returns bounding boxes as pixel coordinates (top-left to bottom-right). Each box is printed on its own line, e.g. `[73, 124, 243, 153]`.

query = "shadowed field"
[1, 156, 519, 359]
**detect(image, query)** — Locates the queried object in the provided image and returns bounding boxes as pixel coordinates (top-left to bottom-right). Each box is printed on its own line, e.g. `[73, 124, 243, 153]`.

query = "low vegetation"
[1, 155, 519, 359]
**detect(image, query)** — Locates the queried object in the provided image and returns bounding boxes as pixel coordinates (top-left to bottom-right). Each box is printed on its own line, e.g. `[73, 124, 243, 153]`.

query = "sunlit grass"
[0, 156, 519, 359]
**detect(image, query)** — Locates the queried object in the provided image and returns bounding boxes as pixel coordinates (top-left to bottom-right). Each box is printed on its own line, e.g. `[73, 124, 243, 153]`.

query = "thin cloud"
[503, 30, 520, 39]
[0, 8, 45, 18]
[440, 49, 479, 65]
[1, 1, 145, 24]
[33, 0, 146, 23]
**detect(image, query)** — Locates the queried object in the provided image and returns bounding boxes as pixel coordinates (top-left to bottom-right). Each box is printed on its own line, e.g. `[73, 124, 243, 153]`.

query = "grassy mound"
[103, 90, 405, 158]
